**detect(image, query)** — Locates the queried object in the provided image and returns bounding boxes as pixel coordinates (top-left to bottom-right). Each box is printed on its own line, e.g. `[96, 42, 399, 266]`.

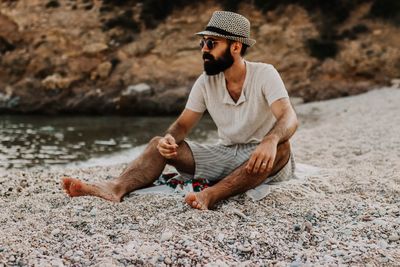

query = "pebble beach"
[0, 87, 399, 266]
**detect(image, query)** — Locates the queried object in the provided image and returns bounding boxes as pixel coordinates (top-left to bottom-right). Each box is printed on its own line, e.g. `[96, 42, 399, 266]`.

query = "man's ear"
[230, 41, 242, 55]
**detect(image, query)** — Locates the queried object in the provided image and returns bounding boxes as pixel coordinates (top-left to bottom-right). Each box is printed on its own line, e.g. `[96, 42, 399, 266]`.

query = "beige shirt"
[186, 61, 289, 145]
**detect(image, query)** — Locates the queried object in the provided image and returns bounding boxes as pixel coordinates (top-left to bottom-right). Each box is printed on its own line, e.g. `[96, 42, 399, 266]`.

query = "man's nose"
[201, 43, 210, 53]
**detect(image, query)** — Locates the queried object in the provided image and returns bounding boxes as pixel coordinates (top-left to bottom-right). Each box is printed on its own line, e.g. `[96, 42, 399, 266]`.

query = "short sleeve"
[185, 74, 207, 113]
[262, 65, 289, 106]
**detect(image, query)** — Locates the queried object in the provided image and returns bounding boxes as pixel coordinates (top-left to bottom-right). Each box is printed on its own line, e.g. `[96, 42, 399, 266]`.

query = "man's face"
[200, 36, 234, 76]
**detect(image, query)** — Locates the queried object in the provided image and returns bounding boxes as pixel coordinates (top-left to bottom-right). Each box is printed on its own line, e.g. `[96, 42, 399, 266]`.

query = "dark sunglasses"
[199, 39, 219, 50]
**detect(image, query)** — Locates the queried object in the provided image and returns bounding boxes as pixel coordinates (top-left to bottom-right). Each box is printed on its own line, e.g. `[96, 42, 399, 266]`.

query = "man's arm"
[157, 108, 203, 159]
[263, 98, 298, 144]
[246, 98, 298, 174]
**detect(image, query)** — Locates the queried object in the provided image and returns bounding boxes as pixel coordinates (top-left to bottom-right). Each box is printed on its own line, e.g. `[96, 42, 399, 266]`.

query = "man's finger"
[259, 159, 268, 174]
[158, 147, 176, 155]
[252, 157, 263, 174]
[267, 156, 275, 171]
[160, 139, 177, 150]
[160, 149, 178, 158]
[165, 135, 178, 146]
[161, 143, 177, 150]
[246, 156, 256, 174]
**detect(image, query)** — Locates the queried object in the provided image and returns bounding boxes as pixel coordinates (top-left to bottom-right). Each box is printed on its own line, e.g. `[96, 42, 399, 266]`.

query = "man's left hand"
[246, 139, 278, 175]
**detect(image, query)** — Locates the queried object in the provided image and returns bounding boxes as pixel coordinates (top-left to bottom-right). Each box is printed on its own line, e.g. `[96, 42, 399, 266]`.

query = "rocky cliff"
[0, 0, 399, 114]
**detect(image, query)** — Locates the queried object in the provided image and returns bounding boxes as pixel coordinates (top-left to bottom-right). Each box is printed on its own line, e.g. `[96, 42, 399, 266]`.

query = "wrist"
[262, 134, 279, 145]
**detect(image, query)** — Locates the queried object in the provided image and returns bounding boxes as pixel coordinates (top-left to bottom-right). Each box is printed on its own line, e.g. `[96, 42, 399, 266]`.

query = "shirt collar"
[222, 61, 248, 106]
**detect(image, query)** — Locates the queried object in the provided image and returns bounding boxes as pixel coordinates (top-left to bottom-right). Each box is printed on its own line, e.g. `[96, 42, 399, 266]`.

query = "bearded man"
[62, 11, 298, 210]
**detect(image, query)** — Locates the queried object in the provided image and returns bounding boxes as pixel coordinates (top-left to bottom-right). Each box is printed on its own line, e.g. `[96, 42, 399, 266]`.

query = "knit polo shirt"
[186, 61, 289, 146]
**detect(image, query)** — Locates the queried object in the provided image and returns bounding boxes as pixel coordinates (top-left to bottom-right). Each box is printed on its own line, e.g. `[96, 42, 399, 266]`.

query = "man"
[62, 11, 298, 210]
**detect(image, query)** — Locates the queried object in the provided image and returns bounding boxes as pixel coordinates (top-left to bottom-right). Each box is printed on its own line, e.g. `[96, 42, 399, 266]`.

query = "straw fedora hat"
[196, 11, 256, 47]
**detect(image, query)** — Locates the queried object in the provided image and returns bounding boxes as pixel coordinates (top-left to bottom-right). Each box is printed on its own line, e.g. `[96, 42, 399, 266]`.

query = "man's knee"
[278, 140, 291, 154]
[275, 141, 291, 166]
[149, 136, 163, 146]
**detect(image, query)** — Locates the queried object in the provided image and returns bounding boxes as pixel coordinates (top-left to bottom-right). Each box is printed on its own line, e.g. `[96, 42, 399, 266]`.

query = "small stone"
[129, 224, 139, 230]
[164, 257, 172, 264]
[250, 231, 257, 239]
[388, 234, 399, 242]
[323, 255, 335, 262]
[343, 255, 352, 262]
[74, 250, 84, 257]
[232, 208, 248, 220]
[361, 215, 373, 222]
[64, 250, 73, 258]
[237, 244, 252, 253]
[303, 221, 313, 233]
[293, 224, 301, 231]
[90, 208, 97, 217]
[161, 230, 173, 242]
[372, 219, 386, 226]
[378, 240, 388, 249]
[217, 233, 224, 242]
[335, 250, 345, 257]
[51, 228, 61, 236]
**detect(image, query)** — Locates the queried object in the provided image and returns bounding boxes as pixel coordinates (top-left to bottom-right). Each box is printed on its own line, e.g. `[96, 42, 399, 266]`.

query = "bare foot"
[61, 177, 121, 202]
[185, 191, 214, 210]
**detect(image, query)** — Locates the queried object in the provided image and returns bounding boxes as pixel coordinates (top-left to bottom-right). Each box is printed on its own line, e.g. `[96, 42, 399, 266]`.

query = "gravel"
[0, 88, 399, 265]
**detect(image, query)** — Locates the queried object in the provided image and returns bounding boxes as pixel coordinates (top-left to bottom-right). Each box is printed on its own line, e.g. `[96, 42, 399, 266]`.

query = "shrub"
[306, 38, 338, 60]
[369, 0, 400, 25]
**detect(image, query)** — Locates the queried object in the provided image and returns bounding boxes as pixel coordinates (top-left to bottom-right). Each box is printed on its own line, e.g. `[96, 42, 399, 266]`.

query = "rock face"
[0, 1, 399, 114]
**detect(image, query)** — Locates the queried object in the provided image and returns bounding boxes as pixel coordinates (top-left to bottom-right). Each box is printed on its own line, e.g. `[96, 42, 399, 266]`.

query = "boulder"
[91, 61, 112, 80]
[122, 34, 155, 57]
[391, 79, 400, 88]
[0, 13, 19, 53]
[82, 43, 108, 55]
[0, 13, 19, 42]
[42, 74, 73, 90]
[149, 86, 189, 113]
[122, 83, 152, 97]
[258, 24, 282, 37]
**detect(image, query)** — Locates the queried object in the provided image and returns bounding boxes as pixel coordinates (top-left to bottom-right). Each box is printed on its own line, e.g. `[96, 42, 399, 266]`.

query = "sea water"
[0, 115, 216, 171]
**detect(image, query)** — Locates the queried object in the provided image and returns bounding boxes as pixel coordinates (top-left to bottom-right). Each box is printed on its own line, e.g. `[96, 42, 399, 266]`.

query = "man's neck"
[224, 58, 246, 85]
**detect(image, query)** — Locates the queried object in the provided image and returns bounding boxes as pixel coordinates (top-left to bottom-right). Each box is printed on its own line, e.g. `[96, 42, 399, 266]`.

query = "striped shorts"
[179, 141, 295, 183]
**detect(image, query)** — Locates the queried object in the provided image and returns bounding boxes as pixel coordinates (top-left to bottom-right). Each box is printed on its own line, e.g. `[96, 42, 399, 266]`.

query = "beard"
[203, 47, 234, 76]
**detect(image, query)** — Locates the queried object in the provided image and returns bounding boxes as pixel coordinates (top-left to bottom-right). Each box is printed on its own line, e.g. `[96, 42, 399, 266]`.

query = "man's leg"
[185, 141, 291, 210]
[62, 137, 195, 202]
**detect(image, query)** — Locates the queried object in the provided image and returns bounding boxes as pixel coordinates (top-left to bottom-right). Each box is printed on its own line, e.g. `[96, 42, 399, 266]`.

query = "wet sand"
[0, 87, 399, 266]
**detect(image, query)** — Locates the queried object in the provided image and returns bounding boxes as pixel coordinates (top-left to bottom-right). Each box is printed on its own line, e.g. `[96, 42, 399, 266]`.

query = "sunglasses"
[199, 39, 219, 50]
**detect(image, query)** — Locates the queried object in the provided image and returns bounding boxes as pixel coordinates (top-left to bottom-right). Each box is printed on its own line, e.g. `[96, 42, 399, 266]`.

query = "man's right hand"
[157, 134, 179, 159]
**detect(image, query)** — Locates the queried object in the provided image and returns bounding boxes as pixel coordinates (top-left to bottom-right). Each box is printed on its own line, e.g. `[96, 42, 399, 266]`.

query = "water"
[0, 115, 217, 171]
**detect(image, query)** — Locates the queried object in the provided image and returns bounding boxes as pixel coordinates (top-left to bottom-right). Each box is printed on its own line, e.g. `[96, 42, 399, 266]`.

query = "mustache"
[203, 53, 215, 61]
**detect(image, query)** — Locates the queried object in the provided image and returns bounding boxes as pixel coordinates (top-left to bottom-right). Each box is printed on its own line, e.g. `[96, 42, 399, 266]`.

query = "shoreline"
[1, 87, 399, 266]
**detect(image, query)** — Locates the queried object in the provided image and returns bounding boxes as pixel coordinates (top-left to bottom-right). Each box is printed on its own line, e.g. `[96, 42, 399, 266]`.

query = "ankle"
[201, 188, 217, 207]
